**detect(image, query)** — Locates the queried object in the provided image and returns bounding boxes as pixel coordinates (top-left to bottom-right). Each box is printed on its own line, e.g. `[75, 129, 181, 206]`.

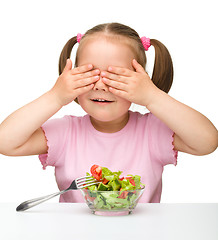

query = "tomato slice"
[118, 190, 129, 199]
[125, 176, 135, 186]
[102, 178, 109, 184]
[129, 178, 135, 186]
[90, 165, 102, 181]
[119, 176, 135, 186]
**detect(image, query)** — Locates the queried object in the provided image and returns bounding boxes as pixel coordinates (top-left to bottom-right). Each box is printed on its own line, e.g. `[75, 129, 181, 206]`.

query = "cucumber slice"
[97, 182, 109, 191]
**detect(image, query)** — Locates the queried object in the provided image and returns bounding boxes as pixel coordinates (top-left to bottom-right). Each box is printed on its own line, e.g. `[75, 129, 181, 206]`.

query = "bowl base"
[93, 210, 131, 216]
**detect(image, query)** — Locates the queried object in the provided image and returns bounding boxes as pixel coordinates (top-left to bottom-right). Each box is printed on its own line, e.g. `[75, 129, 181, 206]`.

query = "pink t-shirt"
[39, 111, 177, 203]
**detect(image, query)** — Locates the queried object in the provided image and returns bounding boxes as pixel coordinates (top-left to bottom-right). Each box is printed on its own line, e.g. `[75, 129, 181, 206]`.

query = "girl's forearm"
[146, 87, 218, 155]
[0, 91, 62, 153]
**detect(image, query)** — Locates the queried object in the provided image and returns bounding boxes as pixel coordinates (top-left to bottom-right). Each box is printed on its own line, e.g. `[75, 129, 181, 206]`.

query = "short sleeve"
[38, 116, 70, 169]
[148, 113, 178, 166]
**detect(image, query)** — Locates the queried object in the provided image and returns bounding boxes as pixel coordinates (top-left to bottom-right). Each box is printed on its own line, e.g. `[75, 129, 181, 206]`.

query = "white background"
[0, 0, 217, 203]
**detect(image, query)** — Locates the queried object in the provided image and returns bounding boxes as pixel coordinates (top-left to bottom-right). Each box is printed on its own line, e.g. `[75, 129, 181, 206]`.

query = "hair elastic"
[140, 36, 151, 51]
[77, 33, 84, 43]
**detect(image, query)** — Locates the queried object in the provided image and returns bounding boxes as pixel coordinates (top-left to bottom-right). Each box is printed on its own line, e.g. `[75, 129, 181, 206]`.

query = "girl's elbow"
[208, 135, 218, 154]
[199, 131, 218, 155]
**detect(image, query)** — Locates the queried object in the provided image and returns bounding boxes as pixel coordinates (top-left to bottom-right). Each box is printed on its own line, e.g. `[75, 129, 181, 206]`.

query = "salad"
[81, 165, 145, 211]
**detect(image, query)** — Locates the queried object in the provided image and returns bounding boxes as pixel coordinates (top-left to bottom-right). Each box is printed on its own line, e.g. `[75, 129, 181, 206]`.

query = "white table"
[0, 203, 217, 240]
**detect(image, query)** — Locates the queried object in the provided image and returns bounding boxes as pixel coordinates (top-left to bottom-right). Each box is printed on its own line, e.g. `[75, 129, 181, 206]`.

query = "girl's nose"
[93, 77, 109, 91]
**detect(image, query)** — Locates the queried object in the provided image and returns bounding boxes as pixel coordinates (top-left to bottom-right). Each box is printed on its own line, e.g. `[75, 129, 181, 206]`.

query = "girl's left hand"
[101, 59, 157, 106]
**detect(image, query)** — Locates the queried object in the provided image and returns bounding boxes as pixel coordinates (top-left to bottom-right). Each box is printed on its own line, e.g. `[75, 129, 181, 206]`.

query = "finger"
[74, 75, 100, 89]
[132, 59, 145, 73]
[108, 86, 129, 99]
[101, 71, 126, 83]
[71, 64, 93, 75]
[74, 83, 95, 96]
[101, 71, 129, 84]
[63, 59, 73, 72]
[106, 66, 132, 77]
[76, 69, 100, 81]
[102, 77, 128, 91]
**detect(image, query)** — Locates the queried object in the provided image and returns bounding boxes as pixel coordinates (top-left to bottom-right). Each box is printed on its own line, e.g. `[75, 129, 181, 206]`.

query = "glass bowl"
[80, 186, 145, 216]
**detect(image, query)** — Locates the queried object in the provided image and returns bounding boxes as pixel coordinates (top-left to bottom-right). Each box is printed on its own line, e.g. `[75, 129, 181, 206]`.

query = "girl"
[0, 23, 217, 203]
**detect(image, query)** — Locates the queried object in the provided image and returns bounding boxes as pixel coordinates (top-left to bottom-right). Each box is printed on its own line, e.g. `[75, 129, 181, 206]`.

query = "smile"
[91, 98, 114, 103]
[91, 98, 113, 102]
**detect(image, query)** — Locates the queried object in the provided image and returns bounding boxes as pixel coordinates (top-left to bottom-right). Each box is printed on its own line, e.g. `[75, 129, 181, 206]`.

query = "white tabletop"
[0, 203, 217, 240]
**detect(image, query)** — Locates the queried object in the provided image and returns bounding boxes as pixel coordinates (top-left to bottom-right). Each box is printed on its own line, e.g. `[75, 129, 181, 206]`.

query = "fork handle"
[16, 189, 68, 211]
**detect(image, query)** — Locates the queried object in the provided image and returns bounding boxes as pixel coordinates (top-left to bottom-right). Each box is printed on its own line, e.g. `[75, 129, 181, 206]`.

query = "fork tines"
[76, 176, 99, 189]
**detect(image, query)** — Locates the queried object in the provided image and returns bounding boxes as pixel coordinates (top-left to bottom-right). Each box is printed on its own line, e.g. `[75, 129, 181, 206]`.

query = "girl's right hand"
[0, 59, 101, 156]
[50, 59, 100, 106]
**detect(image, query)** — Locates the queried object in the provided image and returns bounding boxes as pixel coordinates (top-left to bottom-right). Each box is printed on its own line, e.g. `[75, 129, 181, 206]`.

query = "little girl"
[0, 23, 217, 203]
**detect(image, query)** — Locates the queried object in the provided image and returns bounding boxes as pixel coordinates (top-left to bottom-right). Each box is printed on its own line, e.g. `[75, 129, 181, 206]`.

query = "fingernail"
[108, 66, 113, 71]
[88, 64, 93, 69]
[101, 72, 106, 77]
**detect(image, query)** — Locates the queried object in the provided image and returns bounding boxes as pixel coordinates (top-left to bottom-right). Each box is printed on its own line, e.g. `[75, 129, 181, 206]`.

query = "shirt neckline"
[85, 111, 134, 138]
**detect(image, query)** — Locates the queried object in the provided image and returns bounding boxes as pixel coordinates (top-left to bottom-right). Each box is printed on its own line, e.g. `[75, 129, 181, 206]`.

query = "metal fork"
[16, 176, 99, 212]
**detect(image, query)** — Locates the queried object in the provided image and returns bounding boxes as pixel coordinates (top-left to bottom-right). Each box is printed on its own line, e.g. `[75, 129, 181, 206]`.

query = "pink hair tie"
[140, 36, 151, 51]
[77, 33, 84, 43]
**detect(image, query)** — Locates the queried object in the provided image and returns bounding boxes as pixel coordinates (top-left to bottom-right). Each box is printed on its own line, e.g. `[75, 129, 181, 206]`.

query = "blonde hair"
[59, 22, 173, 93]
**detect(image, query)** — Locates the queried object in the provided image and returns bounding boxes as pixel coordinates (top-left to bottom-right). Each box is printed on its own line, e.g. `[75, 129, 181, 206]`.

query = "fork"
[16, 176, 99, 212]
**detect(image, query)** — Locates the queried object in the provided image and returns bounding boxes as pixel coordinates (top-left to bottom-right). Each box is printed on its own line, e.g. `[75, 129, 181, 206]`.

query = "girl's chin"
[90, 111, 129, 123]
[89, 114, 117, 122]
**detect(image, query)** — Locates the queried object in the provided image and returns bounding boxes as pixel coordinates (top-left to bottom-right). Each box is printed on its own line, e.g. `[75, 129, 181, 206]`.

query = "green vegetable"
[97, 182, 109, 191]
[108, 179, 121, 191]
[84, 165, 145, 211]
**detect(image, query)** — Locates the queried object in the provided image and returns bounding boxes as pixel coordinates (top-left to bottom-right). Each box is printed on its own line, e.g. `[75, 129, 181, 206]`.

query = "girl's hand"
[50, 59, 100, 106]
[101, 59, 156, 106]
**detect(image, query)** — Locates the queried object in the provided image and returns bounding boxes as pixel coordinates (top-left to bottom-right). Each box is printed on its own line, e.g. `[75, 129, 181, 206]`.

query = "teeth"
[93, 99, 107, 102]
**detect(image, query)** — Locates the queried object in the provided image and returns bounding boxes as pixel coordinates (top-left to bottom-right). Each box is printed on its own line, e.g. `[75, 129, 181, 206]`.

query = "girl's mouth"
[91, 98, 114, 104]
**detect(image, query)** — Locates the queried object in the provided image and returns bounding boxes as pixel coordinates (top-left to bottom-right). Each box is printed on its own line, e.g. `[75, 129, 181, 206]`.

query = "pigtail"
[58, 36, 78, 75]
[150, 39, 173, 93]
